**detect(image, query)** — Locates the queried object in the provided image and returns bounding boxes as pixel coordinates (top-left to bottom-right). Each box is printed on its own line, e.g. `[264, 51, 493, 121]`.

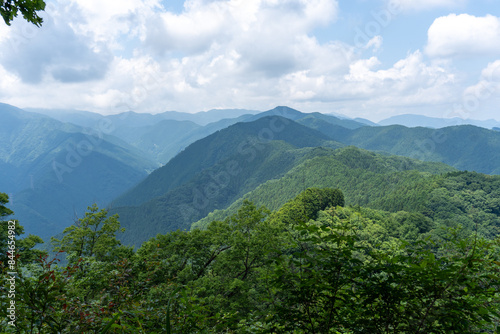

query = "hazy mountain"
[245, 106, 367, 129]
[0, 103, 157, 240]
[353, 117, 379, 126]
[25, 107, 104, 128]
[301, 119, 500, 175]
[158, 108, 260, 125]
[378, 114, 500, 129]
[24, 106, 368, 166]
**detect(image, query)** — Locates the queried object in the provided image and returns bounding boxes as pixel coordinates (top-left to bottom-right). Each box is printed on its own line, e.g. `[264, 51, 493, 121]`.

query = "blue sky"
[0, 0, 500, 122]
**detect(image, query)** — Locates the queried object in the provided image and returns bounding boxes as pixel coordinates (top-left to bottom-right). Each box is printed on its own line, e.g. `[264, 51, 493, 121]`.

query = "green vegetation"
[303, 119, 500, 174]
[0, 0, 45, 26]
[194, 149, 500, 242]
[1, 189, 499, 333]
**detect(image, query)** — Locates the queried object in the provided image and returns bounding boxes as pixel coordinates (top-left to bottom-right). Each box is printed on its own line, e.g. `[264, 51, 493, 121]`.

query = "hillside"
[110, 117, 343, 246]
[0, 103, 157, 240]
[193, 147, 500, 239]
[300, 118, 500, 174]
[111, 115, 335, 208]
[193, 146, 455, 228]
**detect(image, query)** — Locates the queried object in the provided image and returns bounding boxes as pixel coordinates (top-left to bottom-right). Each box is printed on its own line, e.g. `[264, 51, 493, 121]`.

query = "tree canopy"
[0, 0, 45, 26]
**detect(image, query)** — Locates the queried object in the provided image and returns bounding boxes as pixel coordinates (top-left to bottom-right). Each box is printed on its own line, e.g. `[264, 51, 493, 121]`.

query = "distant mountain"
[353, 117, 379, 126]
[245, 106, 367, 130]
[158, 108, 261, 125]
[24, 106, 368, 166]
[302, 120, 500, 175]
[0, 103, 157, 240]
[378, 114, 500, 129]
[29, 108, 260, 127]
[25, 108, 104, 128]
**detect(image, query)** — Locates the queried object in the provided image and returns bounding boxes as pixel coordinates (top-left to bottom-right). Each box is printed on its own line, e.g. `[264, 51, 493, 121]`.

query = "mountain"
[24, 106, 368, 166]
[158, 108, 260, 125]
[245, 106, 367, 129]
[25, 108, 104, 128]
[109, 116, 342, 246]
[192, 146, 458, 229]
[301, 119, 500, 175]
[0, 103, 157, 240]
[26, 108, 261, 127]
[378, 114, 500, 129]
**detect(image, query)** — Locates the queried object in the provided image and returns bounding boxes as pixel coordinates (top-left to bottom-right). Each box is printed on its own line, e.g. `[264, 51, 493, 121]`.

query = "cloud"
[144, 0, 338, 58]
[0, 3, 112, 83]
[462, 60, 500, 109]
[0, 0, 470, 121]
[425, 14, 500, 58]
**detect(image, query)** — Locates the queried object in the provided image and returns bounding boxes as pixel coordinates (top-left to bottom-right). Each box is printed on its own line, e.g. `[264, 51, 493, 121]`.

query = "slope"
[111, 115, 336, 208]
[110, 117, 342, 246]
[0, 103, 157, 240]
[300, 118, 500, 175]
[192, 146, 458, 229]
[194, 147, 500, 240]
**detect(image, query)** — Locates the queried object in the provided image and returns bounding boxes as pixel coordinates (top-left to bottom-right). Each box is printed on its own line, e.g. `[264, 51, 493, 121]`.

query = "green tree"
[0, 192, 44, 268]
[268, 206, 500, 333]
[51, 204, 125, 264]
[0, 0, 45, 26]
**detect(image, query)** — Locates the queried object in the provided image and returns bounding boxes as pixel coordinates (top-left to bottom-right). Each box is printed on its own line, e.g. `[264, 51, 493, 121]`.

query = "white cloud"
[426, 14, 500, 58]
[460, 60, 500, 118]
[64, 0, 160, 47]
[0, 0, 473, 121]
[365, 36, 383, 52]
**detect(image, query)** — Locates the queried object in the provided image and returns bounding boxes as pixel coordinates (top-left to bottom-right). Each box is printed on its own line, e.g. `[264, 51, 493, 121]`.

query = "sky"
[0, 0, 500, 122]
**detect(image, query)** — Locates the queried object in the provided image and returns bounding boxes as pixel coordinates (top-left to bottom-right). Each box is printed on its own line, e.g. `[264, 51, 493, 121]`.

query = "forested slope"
[194, 147, 500, 239]
[300, 117, 500, 174]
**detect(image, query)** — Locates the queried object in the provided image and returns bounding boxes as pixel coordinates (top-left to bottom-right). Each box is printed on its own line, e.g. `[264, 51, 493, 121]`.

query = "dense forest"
[1, 186, 499, 333]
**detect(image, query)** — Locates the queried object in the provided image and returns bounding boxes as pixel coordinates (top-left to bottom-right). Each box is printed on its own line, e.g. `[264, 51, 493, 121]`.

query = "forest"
[1, 186, 499, 333]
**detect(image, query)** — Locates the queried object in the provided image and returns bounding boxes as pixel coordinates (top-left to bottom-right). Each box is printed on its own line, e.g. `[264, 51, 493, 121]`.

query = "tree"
[0, 192, 44, 268]
[0, 0, 45, 26]
[51, 204, 125, 263]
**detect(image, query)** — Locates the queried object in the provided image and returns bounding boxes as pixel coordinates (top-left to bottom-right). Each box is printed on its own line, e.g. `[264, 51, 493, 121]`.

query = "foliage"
[51, 204, 126, 264]
[0, 192, 45, 267]
[0, 0, 45, 26]
[265, 204, 500, 333]
[2, 188, 500, 332]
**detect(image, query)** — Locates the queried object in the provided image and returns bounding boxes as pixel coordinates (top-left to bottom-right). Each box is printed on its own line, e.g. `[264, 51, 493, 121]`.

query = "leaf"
[100, 311, 123, 334]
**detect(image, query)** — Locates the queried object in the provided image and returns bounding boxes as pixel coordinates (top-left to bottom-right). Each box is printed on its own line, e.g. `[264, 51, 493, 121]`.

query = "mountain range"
[1, 103, 500, 245]
[378, 113, 500, 129]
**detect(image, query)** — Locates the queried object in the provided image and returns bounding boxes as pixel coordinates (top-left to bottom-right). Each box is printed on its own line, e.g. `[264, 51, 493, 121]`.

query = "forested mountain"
[110, 116, 342, 246]
[194, 147, 500, 239]
[3, 102, 500, 244]
[302, 118, 500, 174]
[0, 103, 157, 240]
